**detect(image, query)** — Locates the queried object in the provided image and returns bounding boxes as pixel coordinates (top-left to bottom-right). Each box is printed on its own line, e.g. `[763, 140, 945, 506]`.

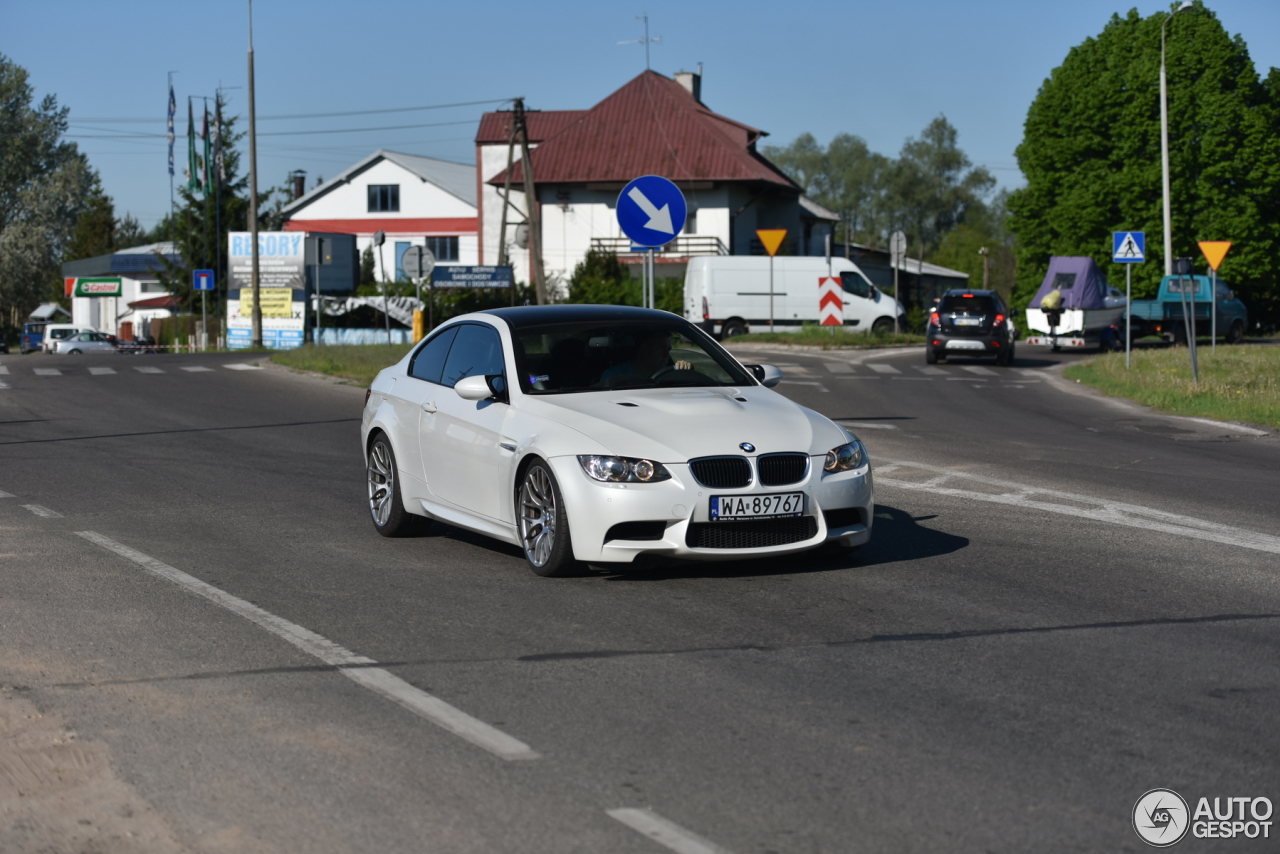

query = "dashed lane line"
[22, 504, 63, 518]
[780, 380, 830, 392]
[915, 366, 946, 375]
[962, 366, 997, 376]
[180, 366, 215, 372]
[223, 363, 262, 371]
[823, 362, 853, 373]
[867, 363, 901, 374]
[0, 489, 14, 498]
[607, 808, 733, 854]
[33, 368, 60, 376]
[75, 532, 540, 761]
[875, 460, 1280, 556]
[88, 367, 116, 375]
[134, 366, 164, 374]
[0, 365, 9, 374]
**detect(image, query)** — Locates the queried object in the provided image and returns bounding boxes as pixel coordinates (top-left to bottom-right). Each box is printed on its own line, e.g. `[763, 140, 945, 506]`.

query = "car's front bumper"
[549, 455, 873, 565]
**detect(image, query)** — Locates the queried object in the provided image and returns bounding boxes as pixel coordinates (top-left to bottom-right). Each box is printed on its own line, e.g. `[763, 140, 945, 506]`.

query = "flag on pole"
[167, 85, 176, 177]
[200, 104, 210, 193]
[185, 99, 196, 192]
[213, 99, 225, 183]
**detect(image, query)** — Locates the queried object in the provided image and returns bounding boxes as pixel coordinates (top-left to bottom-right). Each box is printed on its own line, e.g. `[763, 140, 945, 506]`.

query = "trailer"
[1024, 257, 1125, 351]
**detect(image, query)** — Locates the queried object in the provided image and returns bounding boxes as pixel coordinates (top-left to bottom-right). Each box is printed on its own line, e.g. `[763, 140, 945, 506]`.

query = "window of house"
[425, 236, 459, 262]
[368, 184, 400, 212]
[685, 209, 697, 235]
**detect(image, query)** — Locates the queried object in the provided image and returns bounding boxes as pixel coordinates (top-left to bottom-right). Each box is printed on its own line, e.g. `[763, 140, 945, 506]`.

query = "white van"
[41, 324, 100, 353]
[684, 256, 903, 338]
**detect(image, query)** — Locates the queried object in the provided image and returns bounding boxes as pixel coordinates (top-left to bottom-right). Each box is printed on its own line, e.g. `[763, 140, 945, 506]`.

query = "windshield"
[512, 320, 754, 394]
[940, 295, 997, 314]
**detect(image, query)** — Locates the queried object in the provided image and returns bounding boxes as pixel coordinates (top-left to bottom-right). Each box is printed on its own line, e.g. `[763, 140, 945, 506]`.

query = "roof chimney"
[674, 69, 701, 104]
[290, 169, 307, 200]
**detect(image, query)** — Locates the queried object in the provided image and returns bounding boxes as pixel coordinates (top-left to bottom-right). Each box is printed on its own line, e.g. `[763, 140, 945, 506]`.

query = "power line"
[67, 118, 478, 140]
[69, 97, 515, 124]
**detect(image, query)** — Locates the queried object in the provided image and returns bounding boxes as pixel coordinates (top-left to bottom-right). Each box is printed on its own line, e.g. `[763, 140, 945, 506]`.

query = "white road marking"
[891, 377, 932, 381]
[180, 366, 215, 372]
[823, 362, 853, 373]
[224, 363, 261, 371]
[88, 367, 116, 375]
[75, 532, 539, 761]
[878, 460, 1280, 556]
[1016, 368, 1040, 377]
[780, 380, 830, 392]
[22, 504, 62, 518]
[867, 363, 901, 374]
[607, 809, 732, 854]
[841, 421, 899, 430]
[1178, 417, 1267, 437]
[0, 365, 9, 375]
[0, 489, 14, 498]
[962, 366, 996, 376]
[33, 368, 61, 376]
[0, 381, 8, 389]
[134, 366, 164, 374]
[915, 366, 946, 375]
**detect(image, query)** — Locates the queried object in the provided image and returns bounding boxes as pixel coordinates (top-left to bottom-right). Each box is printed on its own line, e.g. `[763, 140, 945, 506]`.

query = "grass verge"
[731, 327, 926, 349]
[271, 343, 412, 387]
[1064, 346, 1279, 430]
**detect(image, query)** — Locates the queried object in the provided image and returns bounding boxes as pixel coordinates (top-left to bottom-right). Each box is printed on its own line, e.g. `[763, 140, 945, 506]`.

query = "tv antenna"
[618, 14, 661, 70]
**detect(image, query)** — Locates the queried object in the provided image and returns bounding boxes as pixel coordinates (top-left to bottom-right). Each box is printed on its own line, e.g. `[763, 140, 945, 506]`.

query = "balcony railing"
[591, 235, 729, 257]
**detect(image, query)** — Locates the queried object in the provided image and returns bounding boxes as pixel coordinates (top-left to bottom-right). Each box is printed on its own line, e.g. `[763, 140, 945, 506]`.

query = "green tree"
[64, 184, 116, 262]
[0, 53, 97, 327]
[565, 247, 639, 305]
[1007, 4, 1280, 325]
[765, 132, 891, 245]
[930, 190, 1017, 299]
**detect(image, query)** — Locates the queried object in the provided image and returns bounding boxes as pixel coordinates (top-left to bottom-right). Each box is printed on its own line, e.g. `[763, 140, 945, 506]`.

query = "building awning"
[128, 295, 181, 310]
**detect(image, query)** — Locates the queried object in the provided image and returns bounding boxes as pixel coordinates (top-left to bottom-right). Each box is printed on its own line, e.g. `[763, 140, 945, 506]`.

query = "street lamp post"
[1160, 1, 1194, 277]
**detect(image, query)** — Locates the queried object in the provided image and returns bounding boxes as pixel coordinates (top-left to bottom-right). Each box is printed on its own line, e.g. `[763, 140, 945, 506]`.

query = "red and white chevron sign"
[818, 277, 843, 326]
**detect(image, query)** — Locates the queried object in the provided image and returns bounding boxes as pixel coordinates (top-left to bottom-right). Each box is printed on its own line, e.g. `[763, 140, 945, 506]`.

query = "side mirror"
[745, 364, 784, 387]
[485, 374, 508, 402]
[455, 374, 494, 401]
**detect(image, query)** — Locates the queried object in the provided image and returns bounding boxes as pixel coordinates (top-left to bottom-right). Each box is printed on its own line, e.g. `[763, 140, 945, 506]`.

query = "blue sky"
[5, 1, 1279, 229]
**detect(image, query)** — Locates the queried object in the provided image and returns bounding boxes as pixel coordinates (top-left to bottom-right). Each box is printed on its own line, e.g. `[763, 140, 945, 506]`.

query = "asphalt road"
[0, 345, 1277, 853]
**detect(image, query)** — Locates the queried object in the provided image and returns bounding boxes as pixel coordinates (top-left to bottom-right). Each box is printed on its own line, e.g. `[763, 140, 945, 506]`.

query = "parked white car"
[362, 305, 874, 576]
[684, 256, 903, 338]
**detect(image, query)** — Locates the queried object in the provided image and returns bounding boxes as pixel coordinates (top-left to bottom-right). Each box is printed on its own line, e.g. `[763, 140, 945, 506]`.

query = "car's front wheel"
[1227, 319, 1245, 344]
[517, 461, 579, 577]
[367, 432, 429, 537]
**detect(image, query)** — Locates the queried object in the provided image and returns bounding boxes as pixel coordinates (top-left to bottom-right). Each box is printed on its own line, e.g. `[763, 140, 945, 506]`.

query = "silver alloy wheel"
[519, 466, 557, 567]
[368, 440, 394, 527]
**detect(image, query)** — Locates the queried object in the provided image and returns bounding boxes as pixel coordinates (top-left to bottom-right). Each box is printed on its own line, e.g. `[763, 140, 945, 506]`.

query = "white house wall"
[478, 142, 531, 280]
[290, 158, 476, 221]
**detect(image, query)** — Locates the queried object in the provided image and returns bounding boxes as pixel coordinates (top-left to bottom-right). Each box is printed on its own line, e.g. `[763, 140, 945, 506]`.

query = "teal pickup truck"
[1130, 274, 1248, 344]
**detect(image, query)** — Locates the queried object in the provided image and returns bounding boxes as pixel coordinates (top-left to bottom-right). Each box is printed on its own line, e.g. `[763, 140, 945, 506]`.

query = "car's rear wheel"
[925, 348, 939, 364]
[720, 319, 746, 339]
[518, 461, 579, 577]
[68, 349, 82, 355]
[1227, 319, 1245, 344]
[367, 433, 429, 537]
[872, 317, 895, 336]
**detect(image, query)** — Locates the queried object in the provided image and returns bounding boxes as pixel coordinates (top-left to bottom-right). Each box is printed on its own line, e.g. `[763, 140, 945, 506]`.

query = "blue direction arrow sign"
[193, 269, 216, 290]
[617, 175, 686, 247]
[1113, 231, 1145, 263]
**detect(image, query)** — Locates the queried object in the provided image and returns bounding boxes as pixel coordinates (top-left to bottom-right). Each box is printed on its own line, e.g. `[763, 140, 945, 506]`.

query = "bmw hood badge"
[739, 442, 756, 453]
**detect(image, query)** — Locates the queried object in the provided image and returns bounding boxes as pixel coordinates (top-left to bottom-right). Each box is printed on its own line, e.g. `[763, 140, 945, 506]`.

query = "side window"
[408, 327, 458, 384]
[839, 272, 871, 299]
[441, 324, 505, 389]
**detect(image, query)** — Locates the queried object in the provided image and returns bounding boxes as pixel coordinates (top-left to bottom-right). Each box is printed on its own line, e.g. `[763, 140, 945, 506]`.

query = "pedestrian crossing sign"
[1112, 231, 1145, 263]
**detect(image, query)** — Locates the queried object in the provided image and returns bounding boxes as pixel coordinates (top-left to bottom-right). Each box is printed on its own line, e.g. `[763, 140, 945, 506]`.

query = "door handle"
[422, 401, 437, 413]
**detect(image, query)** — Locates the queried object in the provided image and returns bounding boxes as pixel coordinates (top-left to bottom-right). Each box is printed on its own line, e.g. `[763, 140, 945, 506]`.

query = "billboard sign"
[431, 266, 513, 288]
[73, 277, 123, 297]
[228, 232, 305, 290]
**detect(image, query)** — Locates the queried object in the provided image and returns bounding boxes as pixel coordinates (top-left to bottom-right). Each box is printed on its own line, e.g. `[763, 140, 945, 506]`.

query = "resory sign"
[228, 232, 305, 290]
[431, 266, 514, 288]
[73, 277, 123, 297]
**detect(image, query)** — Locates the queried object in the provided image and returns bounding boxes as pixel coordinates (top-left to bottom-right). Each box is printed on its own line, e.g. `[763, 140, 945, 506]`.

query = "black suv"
[926, 289, 1016, 365]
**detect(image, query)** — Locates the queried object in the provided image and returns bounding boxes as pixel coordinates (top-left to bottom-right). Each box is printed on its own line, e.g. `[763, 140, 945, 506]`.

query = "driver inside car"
[599, 330, 692, 382]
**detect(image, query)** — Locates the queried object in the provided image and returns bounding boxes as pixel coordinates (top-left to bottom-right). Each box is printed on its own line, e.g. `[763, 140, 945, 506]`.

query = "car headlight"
[823, 440, 865, 473]
[577, 455, 671, 483]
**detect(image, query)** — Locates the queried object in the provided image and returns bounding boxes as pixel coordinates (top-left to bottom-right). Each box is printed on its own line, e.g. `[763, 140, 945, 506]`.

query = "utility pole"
[247, 0, 262, 348]
[513, 98, 546, 304]
[979, 246, 990, 290]
[496, 113, 517, 268]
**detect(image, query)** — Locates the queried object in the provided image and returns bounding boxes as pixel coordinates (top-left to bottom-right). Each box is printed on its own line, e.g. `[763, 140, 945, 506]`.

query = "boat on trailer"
[1025, 256, 1125, 350]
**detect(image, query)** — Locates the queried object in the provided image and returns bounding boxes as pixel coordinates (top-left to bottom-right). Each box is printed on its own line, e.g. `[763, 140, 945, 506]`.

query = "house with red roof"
[476, 70, 837, 288]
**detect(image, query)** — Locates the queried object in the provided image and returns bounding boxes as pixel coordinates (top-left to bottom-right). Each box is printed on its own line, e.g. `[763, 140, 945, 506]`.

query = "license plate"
[946, 340, 986, 350]
[955, 317, 982, 326]
[710, 492, 804, 521]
